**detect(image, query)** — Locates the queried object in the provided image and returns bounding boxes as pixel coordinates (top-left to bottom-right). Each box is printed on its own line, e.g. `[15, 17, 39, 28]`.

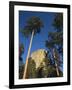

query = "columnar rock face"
[31, 49, 47, 68]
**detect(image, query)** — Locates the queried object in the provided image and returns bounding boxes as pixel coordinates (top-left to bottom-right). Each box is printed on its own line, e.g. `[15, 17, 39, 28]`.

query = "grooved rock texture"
[31, 49, 47, 68]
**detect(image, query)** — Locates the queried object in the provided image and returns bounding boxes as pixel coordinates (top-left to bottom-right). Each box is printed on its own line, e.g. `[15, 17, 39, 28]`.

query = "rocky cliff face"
[30, 49, 47, 68]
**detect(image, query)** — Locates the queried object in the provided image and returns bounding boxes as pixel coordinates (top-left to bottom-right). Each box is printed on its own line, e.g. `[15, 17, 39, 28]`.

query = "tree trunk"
[55, 61, 59, 76]
[23, 30, 34, 79]
[53, 48, 59, 76]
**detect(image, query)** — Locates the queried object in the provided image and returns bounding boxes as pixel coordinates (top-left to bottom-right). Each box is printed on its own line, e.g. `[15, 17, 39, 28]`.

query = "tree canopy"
[45, 13, 63, 76]
[21, 16, 44, 37]
[45, 13, 63, 53]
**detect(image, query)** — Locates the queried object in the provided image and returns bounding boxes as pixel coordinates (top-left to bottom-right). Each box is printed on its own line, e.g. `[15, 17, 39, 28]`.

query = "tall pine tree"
[45, 13, 63, 76]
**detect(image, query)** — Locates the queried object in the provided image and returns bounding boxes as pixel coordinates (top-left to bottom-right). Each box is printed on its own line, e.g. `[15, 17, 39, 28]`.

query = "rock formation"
[30, 49, 47, 68]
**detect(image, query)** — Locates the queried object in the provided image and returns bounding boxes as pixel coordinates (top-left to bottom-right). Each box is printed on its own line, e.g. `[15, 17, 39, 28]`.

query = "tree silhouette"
[45, 13, 63, 76]
[19, 43, 24, 79]
[21, 16, 44, 79]
[19, 43, 24, 59]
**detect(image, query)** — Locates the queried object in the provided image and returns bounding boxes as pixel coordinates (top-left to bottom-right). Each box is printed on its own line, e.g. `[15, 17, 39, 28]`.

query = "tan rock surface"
[31, 49, 47, 68]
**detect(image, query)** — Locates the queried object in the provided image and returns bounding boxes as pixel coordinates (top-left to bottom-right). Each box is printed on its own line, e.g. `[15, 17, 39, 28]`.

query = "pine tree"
[45, 13, 63, 76]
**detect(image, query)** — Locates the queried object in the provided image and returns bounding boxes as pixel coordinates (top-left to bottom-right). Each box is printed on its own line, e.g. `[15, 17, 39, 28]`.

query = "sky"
[19, 11, 57, 63]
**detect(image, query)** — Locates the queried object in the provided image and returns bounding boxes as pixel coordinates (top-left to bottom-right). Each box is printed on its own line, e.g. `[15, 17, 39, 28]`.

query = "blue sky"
[19, 11, 57, 63]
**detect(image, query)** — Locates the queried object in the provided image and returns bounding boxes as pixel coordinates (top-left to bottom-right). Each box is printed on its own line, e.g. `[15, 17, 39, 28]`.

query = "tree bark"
[23, 30, 34, 79]
[53, 48, 59, 76]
